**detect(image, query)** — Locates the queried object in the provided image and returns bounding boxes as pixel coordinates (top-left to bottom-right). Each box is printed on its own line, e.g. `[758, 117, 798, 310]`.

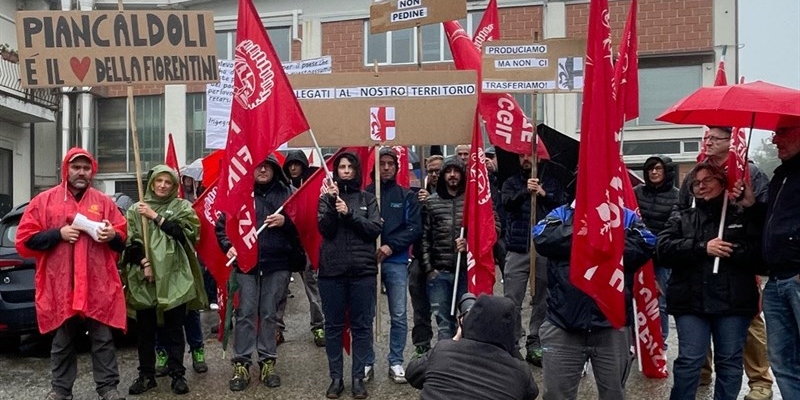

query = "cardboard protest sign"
[370, 0, 467, 34]
[481, 38, 586, 93]
[16, 10, 217, 88]
[287, 70, 478, 147]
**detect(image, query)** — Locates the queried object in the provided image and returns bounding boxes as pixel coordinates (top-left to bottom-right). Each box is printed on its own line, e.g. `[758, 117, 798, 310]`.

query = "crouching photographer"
[406, 294, 539, 400]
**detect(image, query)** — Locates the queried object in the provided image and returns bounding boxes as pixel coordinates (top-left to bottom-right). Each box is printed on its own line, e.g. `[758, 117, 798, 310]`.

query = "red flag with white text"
[697, 59, 729, 163]
[614, 0, 639, 124]
[165, 133, 184, 198]
[464, 109, 497, 295]
[727, 76, 751, 192]
[216, 0, 310, 273]
[472, 0, 499, 51]
[444, 21, 550, 160]
[620, 165, 669, 378]
[570, 0, 627, 329]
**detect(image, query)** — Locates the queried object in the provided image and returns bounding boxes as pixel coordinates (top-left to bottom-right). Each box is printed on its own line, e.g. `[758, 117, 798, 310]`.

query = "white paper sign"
[205, 56, 333, 150]
[72, 212, 106, 242]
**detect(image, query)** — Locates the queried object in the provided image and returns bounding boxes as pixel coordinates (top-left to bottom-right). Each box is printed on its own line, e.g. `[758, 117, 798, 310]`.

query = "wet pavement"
[0, 277, 783, 399]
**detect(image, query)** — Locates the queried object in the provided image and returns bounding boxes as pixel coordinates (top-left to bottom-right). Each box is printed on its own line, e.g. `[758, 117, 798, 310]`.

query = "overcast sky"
[738, 0, 800, 152]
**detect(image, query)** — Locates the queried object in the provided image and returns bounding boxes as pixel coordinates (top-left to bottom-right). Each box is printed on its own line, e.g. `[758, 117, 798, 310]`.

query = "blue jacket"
[366, 178, 422, 265]
[533, 205, 655, 331]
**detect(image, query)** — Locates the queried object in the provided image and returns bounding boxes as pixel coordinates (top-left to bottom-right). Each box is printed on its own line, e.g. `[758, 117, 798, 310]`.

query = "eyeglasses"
[692, 176, 719, 188]
[427, 169, 440, 175]
[648, 166, 664, 172]
[705, 135, 730, 142]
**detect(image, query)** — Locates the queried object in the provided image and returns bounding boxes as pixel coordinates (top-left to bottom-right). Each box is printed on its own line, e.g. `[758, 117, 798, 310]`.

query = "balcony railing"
[0, 56, 60, 111]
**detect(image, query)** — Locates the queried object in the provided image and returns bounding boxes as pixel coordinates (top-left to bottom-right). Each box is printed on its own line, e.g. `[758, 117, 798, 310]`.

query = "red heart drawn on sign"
[69, 57, 91, 82]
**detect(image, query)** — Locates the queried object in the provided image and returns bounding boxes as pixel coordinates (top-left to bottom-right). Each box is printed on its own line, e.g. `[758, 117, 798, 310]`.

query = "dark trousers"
[51, 317, 120, 397]
[156, 309, 203, 352]
[318, 275, 376, 381]
[136, 304, 188, 378]
[407, 259, 433, 348]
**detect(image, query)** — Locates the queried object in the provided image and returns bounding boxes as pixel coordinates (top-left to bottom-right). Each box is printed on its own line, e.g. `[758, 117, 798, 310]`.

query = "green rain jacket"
[121, 165, 208, 315]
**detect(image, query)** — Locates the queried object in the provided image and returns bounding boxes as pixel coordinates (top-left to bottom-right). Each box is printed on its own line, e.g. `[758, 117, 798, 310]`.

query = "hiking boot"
[229, 362, 251, 392]
[313, 328, 326, 347]
[412, 345, 430, 359]
[259, 359, 281, 388]
[155, 349, 168, 377]
[526, 347, 543, 367]
[275, 330, 285, 346]
[744, 387, 773, 400]
[170, 375, 189, 395]
[388, 364, 407, 384]
[363, 365, 374, 382]
[44, 391, 73, 400]
[191, 348, 208, 373]
[128, 376, 156, 395]
[98, 388, 125, 400]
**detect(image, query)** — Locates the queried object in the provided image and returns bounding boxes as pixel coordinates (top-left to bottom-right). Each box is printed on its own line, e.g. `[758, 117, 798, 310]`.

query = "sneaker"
[155, 349, 168, 377]
[128, 376, 156, 395]
[229, 362, 250, 392]
[744, 387, 773, 400]
[363, 365, 374, 382]
[388, 364, 407, 384]
[191, 348, 208, 373]
[413, 345, 430, 359]
[313, 328, 326, 347]
[525, 347, 543, 367]
[275, 330, 285, 346]
[98, 388, 125, 400]
[44, 391, 73, 400]
[259, 359, 281, 388]
[170, 375, 189, 395]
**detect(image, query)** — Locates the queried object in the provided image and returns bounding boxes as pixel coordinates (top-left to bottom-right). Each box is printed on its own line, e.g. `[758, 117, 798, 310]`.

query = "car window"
[0, 220, 18, 248]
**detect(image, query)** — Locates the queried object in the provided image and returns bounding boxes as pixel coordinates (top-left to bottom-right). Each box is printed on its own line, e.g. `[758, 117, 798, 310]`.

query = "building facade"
[2, 0, 738, 204]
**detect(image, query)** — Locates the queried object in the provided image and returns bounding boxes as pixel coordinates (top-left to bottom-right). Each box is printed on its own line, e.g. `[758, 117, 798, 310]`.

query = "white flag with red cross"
[370, 106, 396, 141]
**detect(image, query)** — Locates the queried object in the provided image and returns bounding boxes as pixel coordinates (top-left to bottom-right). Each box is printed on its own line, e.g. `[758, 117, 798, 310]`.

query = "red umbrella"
[656, 80, 800, 131]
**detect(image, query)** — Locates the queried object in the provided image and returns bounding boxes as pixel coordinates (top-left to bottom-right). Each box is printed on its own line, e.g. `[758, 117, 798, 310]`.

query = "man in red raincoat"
[15, 148, 128, 400]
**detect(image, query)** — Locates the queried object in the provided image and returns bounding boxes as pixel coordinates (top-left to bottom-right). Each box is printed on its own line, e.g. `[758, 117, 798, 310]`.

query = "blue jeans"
[377, 262, 408, 366]
[654, 266, 670, 344]
[156, 309, 203, 352]
[670, 314, 750, 400]
[762, 276, 800, 399]
[427, 270, 467, 340]
[318, 275, 376, 381]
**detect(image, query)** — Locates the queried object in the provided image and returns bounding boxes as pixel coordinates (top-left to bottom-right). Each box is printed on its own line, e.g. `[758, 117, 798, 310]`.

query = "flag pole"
[450, 227, 466, 316]
[374, 144, 383, 338]
[712, 192, 729, 274]
[127, 86, 150, 263]
[529, 93, 539, 298]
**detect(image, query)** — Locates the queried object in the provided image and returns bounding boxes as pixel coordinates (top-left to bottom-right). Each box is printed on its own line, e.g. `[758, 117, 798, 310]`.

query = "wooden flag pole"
[528, 92, 539, 297]
[128, 86, 150, 261]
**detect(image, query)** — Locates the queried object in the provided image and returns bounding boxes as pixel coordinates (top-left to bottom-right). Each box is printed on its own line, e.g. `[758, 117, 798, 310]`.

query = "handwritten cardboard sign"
[481, 38, 586, 93]
[370, 0, 467, 34]
[287, 70, 478, 147]
[15, 10, 218, 88]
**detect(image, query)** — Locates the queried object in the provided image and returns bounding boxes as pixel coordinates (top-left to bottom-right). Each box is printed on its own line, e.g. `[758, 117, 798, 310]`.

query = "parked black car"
[0, 203, 37, 344]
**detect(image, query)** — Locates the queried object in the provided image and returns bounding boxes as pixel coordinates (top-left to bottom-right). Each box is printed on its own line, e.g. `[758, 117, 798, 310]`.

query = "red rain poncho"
[15, 148, 128, 334]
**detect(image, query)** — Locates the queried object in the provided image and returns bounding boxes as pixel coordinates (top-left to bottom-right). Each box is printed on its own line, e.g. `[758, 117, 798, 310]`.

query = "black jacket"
[215, 155, 297, 275]
[366, 148, 422, 265]
[634, 155, 680, 236]
[502, 164, 565, 253]
[533, 205, 655, 331]
[656, 195, 762, 316]
[762, 153, 800, 278]
[406, 295, 539, 400]
[678, 161, 770, 211]
[421, 157, 467, 274]
[317, 152, 383, 278]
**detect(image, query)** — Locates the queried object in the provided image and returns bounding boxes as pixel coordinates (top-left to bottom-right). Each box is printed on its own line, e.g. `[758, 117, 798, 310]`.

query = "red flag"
[201, 150, 224, 188]
[620, 163, 669, 378]
[727, 76, 751, 192]
[570, 0, 627, 329]
[463, 109, 497, 295]
[393, 146, 410, 188]
[191, 181, 230, 339]
[472, 0, 499, 51]
[165, 133, 184, 198]
[216, 0, 310, 272]
[444, 21, 549, 160]
[614, 0, 639, 124]
[697, 58, 729, 163]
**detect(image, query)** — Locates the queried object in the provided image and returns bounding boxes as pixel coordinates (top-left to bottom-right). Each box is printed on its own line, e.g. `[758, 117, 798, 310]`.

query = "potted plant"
[0, 43, 19, 63]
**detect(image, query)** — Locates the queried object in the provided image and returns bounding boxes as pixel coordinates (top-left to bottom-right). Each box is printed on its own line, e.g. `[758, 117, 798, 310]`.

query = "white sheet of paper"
[72, 213, 105, 242]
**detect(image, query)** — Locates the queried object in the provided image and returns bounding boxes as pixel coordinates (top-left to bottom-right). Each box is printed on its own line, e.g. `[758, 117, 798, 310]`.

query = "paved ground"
[0, 276, 783, 399]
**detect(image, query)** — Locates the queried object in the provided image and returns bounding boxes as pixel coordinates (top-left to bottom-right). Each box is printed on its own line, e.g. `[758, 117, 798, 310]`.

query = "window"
[186, 93, 210, 163]
[631, 64, 703, 126]
[216, 27, 292, 61]
[0, 148, 11, 217]
[622, 140, 682, 156]
[365, 12, 483, 65]
[95, 96, 165, 173]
